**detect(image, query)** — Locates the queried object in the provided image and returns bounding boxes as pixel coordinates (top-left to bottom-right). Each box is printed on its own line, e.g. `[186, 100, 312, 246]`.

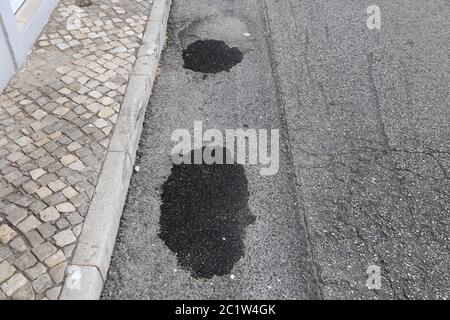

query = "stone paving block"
[0, 261, 16, 283]
[17, 216, 41, 234]
[45, 286, 61, 300]
[0, 224, 17, 244]
[39, 206, 60, 222]
[25, 230, 45, 248]
[24, 263, 46, 281]
[60, 265, 104, 300]
[56, 218, 70, 230]
[36, 187, 52, 199]
[72, 224, 83, 237]
[12, 282, 35, 300]
[53, 230, 76, 247]
[1, 273, 28, 296]
[2, 204, 28, 224]
[68, 160, 86, 172]
[14, 195, 35, 208]
[66, 212, 83, 226]
[48, 180, 66, 192]
[56, 202, 76, 213]
[62, 186, 78, 199]
[60, 155, 78, 166]
[29, 169, 45, 180]
[44, 250, 66, 268]
[6, 211, 27, 227]
[32, 273, 53, 294]
[37, 223, 57, 239]
[32, 242, 57, 262]
[8, 237, 28, 253]
[29, 201, 47, 215]
[14, 251, 37, 271]
[38, 173, 58, 186]
[43, 193, 66, 206]
[62, 245, 76, 258]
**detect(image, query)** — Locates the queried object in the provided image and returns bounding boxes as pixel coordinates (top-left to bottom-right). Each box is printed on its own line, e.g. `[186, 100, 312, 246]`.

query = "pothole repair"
[159, 147, 255, 279]
[182, 40, 243, 74]
[75, 0, 92, 7]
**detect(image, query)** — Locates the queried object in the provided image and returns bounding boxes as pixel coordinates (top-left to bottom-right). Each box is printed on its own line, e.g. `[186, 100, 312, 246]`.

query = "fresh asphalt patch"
[159, 147, 255, 279]
[103, 0, 319, 300]
[182, 40, 243, 74]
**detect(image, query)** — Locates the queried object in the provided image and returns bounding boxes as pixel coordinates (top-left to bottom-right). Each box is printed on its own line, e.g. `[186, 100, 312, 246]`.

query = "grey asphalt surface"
[102, 0, 449, 299]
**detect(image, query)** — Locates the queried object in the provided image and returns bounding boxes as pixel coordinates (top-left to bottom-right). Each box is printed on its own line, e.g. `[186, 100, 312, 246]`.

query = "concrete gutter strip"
[59, 0, 172, 300]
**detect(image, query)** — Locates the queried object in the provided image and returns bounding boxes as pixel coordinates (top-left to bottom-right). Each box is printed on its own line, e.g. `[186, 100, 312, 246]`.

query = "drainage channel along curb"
[59, 0, 172, 300]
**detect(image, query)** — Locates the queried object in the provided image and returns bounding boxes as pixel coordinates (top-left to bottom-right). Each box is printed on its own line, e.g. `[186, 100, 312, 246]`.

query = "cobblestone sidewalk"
[0, 0, 153, 300]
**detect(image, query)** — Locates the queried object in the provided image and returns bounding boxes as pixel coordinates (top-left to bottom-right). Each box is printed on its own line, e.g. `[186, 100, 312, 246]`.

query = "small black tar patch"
[182, 39, 243, 74]
[159, 147, 255, 279]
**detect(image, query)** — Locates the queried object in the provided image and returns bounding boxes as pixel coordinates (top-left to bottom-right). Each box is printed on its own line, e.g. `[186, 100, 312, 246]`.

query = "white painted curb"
[59, 0, 172, 300]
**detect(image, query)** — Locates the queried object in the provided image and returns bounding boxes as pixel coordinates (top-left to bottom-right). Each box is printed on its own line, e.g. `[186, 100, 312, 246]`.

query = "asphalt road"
[102, 0, 449, 299]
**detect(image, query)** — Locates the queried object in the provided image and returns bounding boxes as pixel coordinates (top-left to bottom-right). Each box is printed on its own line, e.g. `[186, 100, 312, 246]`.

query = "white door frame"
[9, 0, 26, 13]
